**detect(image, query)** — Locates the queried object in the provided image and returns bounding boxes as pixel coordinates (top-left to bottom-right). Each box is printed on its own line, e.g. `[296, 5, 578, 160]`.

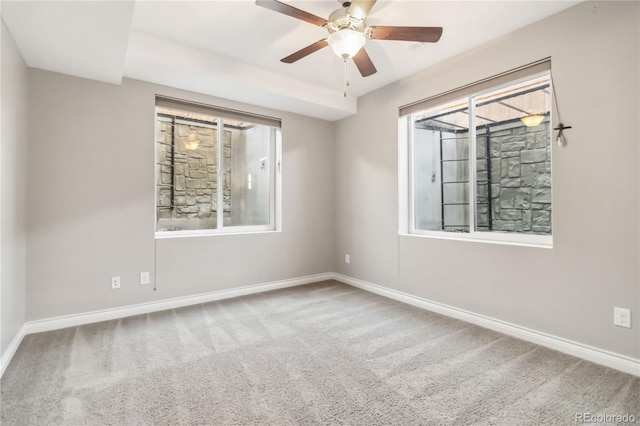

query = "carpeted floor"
[1, 280, 639, 425]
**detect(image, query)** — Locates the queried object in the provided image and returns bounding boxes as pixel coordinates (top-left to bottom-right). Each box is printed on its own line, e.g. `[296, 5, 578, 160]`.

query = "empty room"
[1, 0, 639, 424]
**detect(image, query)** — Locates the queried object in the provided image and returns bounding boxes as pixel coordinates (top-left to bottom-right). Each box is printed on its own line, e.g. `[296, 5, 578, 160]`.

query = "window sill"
[155, 228, 279, 239]
[400, 230, 553, 249]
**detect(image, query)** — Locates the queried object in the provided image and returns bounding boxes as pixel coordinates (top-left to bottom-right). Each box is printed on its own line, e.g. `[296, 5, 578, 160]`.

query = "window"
[155, 97, 281, 236]
[400, 61, 552, 246]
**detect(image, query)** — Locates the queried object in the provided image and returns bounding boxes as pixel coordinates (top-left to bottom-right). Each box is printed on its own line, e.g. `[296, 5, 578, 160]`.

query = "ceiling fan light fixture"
[327, 29, 366, 59]
[520, 114, 545, 127]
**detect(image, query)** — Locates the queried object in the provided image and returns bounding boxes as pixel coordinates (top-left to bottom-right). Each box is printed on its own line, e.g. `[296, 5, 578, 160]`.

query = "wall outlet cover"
[613, 307, 631, 328]
[111, 276, 121, 289]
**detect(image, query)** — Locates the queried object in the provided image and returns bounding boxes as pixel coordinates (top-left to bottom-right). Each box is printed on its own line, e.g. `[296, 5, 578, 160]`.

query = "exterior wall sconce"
[520, 114, 545, 127]
[184, 133, 200, 150]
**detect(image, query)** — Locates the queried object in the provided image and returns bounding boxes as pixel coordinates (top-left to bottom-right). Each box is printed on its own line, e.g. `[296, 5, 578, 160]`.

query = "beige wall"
[334, 1, 640, 358]
[26, 71, 335, 320]
[1, 19, 28, 358]
[6, 0, 638, 367]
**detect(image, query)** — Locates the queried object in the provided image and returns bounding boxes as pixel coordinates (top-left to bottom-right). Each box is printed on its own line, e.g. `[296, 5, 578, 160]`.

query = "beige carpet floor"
[1, 280, 639, 425]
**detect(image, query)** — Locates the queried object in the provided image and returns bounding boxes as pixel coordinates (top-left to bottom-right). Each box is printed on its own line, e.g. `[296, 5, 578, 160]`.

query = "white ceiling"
[1, 0, 580, 121]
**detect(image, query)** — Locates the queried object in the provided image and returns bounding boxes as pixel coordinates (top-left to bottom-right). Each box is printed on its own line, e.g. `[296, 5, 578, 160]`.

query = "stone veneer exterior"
[475, 119, 552, 234]
[156, 120, 232, 223]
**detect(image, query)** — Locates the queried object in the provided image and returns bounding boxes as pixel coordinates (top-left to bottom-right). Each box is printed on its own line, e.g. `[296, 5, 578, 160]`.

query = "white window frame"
[154, 99, 282, 239]
[399, 69, 553, 249]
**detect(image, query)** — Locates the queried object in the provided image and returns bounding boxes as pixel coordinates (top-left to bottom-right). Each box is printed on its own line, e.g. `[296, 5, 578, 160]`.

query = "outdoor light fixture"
[520, 114, 545, 127]
[554, 123, 572, 147]
[327, 29, 366, 60]
[184, 133, 200, 150]
[550, 80, 572, 147]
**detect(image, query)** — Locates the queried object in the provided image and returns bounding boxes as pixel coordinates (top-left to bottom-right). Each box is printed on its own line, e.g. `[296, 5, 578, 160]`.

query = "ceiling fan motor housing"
[327, 7, 366, 34]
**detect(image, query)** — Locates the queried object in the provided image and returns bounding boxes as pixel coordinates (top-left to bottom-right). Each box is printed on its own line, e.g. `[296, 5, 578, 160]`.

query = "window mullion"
[408, 117, 416, 233]
[468, 96, 477, 236]
[269, 128, 276, 229]
[217, 118, 224, 230]
[275, 129, 283, 231]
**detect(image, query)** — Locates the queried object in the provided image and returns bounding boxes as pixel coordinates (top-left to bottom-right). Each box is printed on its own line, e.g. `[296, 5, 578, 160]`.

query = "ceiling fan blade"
[369, 26, 443, 42]
[255, 0, 327, 27]
[281, 39, 328, 63]
[352, 48, 377, 77]
[348, 0, 377, 20]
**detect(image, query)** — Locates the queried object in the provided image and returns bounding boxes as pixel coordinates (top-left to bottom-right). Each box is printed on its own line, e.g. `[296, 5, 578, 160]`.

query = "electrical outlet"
[111, 276, 121, 290]
[614, 307, 631, 328]
[345, 254, 350, 264]
[140, 272, 150, 285]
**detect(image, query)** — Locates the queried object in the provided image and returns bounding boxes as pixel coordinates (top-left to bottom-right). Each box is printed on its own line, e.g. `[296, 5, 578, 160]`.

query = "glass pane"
[443, 204, 469, 233]
[474, 74, 552, 234]
[412, 98, 470, 232]
[225, 120, 275, 227]
[155, 107, 219, 232]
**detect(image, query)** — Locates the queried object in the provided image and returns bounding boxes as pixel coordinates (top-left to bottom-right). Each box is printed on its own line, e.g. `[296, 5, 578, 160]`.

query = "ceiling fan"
[255, 0, 443, 79]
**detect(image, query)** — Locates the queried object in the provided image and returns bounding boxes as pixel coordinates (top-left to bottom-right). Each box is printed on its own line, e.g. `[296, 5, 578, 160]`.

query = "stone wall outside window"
[475, 119, 551, 234]
[156, 120, 232, 226]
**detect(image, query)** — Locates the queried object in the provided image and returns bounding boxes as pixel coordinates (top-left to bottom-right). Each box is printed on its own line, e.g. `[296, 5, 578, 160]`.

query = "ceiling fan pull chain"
[344, 58, 349, 98]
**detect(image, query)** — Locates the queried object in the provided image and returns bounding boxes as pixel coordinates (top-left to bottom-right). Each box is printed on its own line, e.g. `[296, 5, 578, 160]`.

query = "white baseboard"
[331, 273, 640, 377]
[1, 272, 332, 378]
[5, 272, 638, 379]
[23, 273, 333, 336]
[1, 325, 26, 378]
